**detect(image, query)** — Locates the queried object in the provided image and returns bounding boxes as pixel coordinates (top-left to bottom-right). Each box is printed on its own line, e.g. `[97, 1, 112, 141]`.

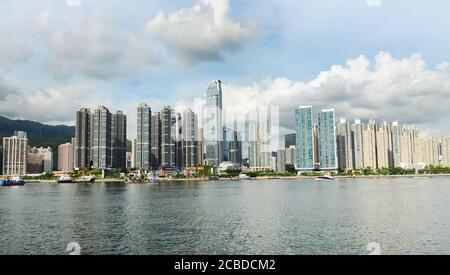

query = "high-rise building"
[317, 109, 337, 170]
[245, 113, 259, 168]
[336, 119, 354, 171]
[75, 108, 91, 169]
[286, 145, 297, 168]
[161, 106, 174, 168]
[391, 121, 402, 167]
[415, 137, 439, 166]
[223, 127, 242, 166]
[92, 106, 113, 169]
[136, 103, 152, 169]
[112, 111, 127, 170]
[363, 120, 378, 169]
[126, 152, 132, 169]
[400, 125, 418, 165]
[277, 148, 286, 173]
[442, 137, 450, 166]
[150, 112, 162, 169]
[2, 131, 28, 176]
[182, 109, 200, 167]
[376, 121, 393, 169]
[204, 80, 223, 166]
[259, 118, 272, 168]
[285, 133, 296, 148]
[173, 112, 183, 168]
[295, 106, 315, 171]
[131, 138, 137, 169]
[58, 143, 74, 172]
[351, 119, 364, 169]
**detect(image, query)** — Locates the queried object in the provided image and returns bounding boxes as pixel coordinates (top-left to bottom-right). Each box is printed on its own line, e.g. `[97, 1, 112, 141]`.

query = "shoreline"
[24, 173, 450, 184]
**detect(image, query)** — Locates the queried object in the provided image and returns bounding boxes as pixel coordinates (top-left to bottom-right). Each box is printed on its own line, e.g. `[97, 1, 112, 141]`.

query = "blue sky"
[1, 0, 450, 137]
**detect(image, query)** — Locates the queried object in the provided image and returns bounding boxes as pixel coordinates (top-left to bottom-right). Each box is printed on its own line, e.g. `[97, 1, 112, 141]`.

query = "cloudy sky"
[1, 0, 450, 138]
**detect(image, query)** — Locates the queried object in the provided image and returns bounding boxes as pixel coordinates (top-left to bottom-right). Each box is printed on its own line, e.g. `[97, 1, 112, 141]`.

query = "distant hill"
[0, 115, 75, 171]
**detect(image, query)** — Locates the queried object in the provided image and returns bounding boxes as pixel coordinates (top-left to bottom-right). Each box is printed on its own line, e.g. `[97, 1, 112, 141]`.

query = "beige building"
[441, 137, 450, 166]
[363, 120, 377, 169]
[376, 121, 393, 169]
[2, 131, 28, 176]
[131, 138, 137, 169]
[58, 142, 74, 172]
[399, 126, 418, 165]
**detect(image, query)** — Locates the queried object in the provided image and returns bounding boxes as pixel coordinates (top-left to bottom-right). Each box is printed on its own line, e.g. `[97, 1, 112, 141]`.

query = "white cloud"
[0, 76, 19, 100]
[221, 52, 450, 131]
[0, 36, 33, 70]
[0, 83, 110, 124]
[47, 12, 160, 79]
[367, 0, 382, 7]
[145, 0, 258, 66]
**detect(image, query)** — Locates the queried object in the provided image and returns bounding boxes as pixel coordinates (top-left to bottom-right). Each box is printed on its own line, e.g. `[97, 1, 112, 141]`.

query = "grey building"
[173, 112, 183, 168]
[137, 103, 152, 169]
[204, 80, 223, 166]
[75, 108, 91, 169]
[112, 111, 127, 170]
[92, 106, 113, 169]
[161, 106, 174, 168]
[150, 112, 162, 169]
[182, 109, 200, 167]
[277, 148, 287, 173]
[352, 119, 365, 169]
[336, 119, 354, 171]
[223, 127, 242, 166]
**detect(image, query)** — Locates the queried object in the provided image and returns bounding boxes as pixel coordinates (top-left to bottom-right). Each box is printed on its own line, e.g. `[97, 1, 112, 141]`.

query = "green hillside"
[0, 115, 75, 171]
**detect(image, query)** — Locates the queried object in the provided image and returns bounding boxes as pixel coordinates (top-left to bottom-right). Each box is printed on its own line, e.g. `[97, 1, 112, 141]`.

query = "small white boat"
[58, 174, 74, 184]
[77, 176, 96, 183]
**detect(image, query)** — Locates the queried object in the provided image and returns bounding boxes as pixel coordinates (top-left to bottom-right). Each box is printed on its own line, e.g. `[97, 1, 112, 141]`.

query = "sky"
[1, 0, 450, 138]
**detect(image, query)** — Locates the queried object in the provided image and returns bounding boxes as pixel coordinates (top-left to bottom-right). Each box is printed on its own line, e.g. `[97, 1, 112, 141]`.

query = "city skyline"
[1, 1, 450, 137]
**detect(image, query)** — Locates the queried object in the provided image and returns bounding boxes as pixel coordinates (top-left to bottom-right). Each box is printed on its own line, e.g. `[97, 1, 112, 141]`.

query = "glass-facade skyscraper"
[204, 80, 223, 166]
[92, 106, 112, 169]
[318, 109, 337, 170]
[295, 106, 315, 171]
[75, 108, 91, 169]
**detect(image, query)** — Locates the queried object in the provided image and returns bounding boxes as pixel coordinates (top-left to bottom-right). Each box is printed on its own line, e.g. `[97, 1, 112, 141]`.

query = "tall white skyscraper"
[317, 109, 337, 170]
[2, 131, 28, 176]
[295, 106, 315, 171]
[204, 80, 223, 166]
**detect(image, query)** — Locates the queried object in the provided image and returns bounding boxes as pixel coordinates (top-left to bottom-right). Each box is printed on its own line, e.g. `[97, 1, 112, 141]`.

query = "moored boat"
[316, 175, 334, 181]
[77, 176, 96, 183]
[0, 176, 26, 186]
[58, 175, 74, 184]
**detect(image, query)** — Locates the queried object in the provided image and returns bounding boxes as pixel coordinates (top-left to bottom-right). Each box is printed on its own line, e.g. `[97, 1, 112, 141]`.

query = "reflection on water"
[1, 177, 450, 255]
